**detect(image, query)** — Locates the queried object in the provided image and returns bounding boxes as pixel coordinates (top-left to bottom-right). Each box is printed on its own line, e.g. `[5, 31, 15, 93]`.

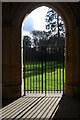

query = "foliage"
[23, 8, 65, 64]
[45, 8, 65, 38]
[23, 35, 31, 47]
[31, 30, 49, 47]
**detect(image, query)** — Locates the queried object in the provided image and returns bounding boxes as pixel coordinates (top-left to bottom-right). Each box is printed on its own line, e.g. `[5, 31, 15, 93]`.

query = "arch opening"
[21, 5, 66, 96]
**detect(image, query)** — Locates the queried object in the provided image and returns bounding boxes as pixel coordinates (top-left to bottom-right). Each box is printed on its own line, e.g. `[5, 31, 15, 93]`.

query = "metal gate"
[23, 40, 65, 95]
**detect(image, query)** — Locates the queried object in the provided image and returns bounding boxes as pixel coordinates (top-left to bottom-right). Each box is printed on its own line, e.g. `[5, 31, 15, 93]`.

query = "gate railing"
[23, 41, 65, 95]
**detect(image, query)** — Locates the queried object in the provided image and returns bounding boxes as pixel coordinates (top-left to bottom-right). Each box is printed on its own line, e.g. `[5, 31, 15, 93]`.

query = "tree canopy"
[23, 7, 65, 50]
[45, 8, 65, 38]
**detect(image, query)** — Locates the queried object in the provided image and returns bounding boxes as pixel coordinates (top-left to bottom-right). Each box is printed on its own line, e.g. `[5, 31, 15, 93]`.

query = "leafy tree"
[31, 30, 49, 48]
[45, 8, 65, 38]
[49, 36, 65, 47]
[23, 35, 31, 47]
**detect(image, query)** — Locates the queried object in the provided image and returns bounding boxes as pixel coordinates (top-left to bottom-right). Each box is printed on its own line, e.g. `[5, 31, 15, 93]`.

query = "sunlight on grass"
[23, 62, 65, 91]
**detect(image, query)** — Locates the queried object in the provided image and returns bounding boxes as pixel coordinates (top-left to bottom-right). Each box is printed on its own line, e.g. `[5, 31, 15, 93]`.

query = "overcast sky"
[22, 6, 49, 39]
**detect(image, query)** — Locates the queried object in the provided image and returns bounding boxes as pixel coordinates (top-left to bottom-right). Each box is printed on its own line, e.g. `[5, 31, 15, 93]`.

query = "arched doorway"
[22, 6, 65, 96]
[11, 2, 78, 98]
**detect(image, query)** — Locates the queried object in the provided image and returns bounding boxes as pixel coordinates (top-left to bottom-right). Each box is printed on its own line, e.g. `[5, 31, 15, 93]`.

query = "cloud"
[22, 6, 49, 33]
[22, 15, 35, 32]
[22, 6, 49, 40]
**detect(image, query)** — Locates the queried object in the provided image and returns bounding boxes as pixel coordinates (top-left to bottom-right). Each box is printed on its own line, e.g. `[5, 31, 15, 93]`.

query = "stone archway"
[2, 2, 79, 100]
[12, 2, 78, 98]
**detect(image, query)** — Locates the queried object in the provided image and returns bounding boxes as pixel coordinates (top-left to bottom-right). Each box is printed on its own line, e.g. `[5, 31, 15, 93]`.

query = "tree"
[31, 30, 49, 48]
[23, 35, 31, 47]
[45, 8, 65, 38]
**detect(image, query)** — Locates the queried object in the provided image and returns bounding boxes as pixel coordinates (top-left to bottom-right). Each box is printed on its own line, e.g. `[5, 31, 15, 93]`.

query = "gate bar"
[30, 48, 32, 93]
[23, 41, 26, 96]
[63, 46, 64, 95]
[54, 47, 55, 93]
[45, 47, 46, 94]
[39, 50, 40, 93]
[27, 47, 28, 93]
[57, 48, 58, 93]
[35, 48, 37, 93]
[51, 46, 52, 93]
[48, 47, 49, 93]
[33, 48, 34, 93]
[41, 49, 43, 93]
[60, 47, 61, 93]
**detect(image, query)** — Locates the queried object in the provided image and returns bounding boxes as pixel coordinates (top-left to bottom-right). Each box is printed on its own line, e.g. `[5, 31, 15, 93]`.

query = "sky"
[22, 6, 49, 39]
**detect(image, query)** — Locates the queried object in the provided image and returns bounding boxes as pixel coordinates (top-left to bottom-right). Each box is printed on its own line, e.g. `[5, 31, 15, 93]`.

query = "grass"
[23, 61, 65, 91]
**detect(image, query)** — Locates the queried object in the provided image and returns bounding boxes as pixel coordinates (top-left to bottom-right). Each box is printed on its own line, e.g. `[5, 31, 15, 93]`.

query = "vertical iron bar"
[26, 46, 28, 93]
[50, 49, 51, 93]
[34, 48, 36, 92]
[27, 47, 29, 93]
[57, 47, 58, 93]
[37, 49, 39, 93]
[30, 47, 31, 93]
[32, 48, 34, 93]
[23, 41, 26, 96]
[50, 48, 52, 92]
[33, 47, 34, 93]
[60, 47, 61, 93]
[28, 47, 30, 93]
[35, 47, 37, 93]
[45, 47, 46, 95]
[41, 49, 43, 93]
[48, 47, 49, 93]
[39, 48, 40, 93]
[54, 47, 55, 93]
[63, 46, 64, 95]
[51, 46, 52, 93]
[34, 48, 36, 93]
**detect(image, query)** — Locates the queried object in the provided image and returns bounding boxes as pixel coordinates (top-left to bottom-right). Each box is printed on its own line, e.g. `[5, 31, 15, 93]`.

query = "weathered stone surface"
[2, 2, 80, 101]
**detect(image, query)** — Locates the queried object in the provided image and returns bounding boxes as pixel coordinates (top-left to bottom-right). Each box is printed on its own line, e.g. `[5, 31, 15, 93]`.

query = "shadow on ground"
[1, 95, 80, 119]
[53, 95, 80, 119]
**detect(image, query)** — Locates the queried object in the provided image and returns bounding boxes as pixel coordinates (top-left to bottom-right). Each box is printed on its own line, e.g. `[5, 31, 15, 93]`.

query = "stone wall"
[2, 2, 80, 100]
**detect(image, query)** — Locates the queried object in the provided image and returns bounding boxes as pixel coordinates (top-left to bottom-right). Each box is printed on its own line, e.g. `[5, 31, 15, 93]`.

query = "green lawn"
[23, 61, 65, 91]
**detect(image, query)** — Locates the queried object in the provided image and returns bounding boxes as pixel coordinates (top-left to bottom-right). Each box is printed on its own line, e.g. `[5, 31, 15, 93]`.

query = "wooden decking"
[1, 94, 62, 119]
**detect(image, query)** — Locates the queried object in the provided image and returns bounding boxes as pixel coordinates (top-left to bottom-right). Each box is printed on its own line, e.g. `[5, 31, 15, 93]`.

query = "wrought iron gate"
[23, 41, 65, 95]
